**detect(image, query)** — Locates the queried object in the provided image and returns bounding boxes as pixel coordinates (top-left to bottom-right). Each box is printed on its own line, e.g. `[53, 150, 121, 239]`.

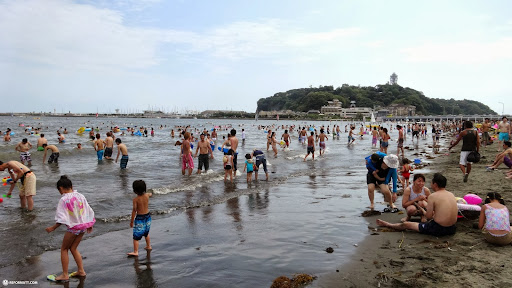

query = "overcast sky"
[0, 0, 511, 114]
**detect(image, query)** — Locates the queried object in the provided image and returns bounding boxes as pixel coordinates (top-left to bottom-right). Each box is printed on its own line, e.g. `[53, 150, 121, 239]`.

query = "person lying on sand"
[377, 173, 457, 237]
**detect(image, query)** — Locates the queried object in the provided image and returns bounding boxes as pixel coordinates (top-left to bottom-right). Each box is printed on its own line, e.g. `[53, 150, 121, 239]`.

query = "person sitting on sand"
[401, 174, 431, 222]
[478, 192, 512, 246]
[377, 173, 457, 237]
[486, 141, 512, 171]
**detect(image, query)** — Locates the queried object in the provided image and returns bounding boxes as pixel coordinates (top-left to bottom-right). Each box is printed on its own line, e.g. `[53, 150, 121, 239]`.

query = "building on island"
[386, 103, 415, 116]
[320, 99, 343, 115]
[390, 72, 398, 85]
[321, 99, 373, 119]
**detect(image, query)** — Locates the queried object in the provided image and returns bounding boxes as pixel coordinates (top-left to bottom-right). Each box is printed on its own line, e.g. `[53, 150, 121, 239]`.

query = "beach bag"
[467, 151, 480, 163]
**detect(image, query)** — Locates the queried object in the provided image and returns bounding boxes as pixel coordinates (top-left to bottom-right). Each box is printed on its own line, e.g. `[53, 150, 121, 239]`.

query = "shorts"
[504, 156, 512, 169]
[397, 139, 404, 148]
[482, 132, 490, 142]
[198, 154, 209, 171]
[319, 142, 326, 150]
[37, 146, 44, 151]
[367, 173, 380, 185]
[284, 140, 289, 147]
[120, 155, 129, 169]
[224, 165, 232, 170]
[381, 142, 389, 148]
[133, 213, 151, 240]
[499, 132, 510, 141]
[459, 151, 472, 166]
[419, 220, 456, 237]
[104, 147, 113, 158]
[412, 131, 419, 137]
[372, 137, 377, 145]
[20, 152, 31, 162]
[97, 150, 104, 160]
[307, 146, 314, 154]
[255, 156, 267, 173]
[348, 136, 354, 143]
[19, 173, 36, 197]
[67, 228, 86, 235]
[48, 152, 60, 164]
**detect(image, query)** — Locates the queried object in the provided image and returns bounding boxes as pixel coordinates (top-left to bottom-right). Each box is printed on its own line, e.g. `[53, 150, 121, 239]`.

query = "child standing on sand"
[400, 158, 414, 188]
[243, 153, 254, 183]
[128, 180, 152, 256]
[46, 175, 95, 282]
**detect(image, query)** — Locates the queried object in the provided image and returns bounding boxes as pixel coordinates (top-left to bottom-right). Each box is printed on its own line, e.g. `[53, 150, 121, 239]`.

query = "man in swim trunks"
[498, 117, 511, 152]
[318, 129, 328, 156]
[57, 132, 65, 143]
[115, 138, 129, 169]
[194, 133, 214, 174]
[0, 160, 37, 211]
[371, 127, 378, 148]
[412, 123, 420, 143]
[396, 125, 404, 158]
[4, 129, 11, 142]
[211, 128, 217, 142]
[377, 173, 457, 237]
[42, 144, 60, 164]
[104, 132, 114, 160]
[94, 133, 104, 161]
[281, 130, 291, 148]
[15, 138, 33, 166]
[304, 132, 315, 161]
[481, 118, 491, 147]
[348, 126, 356, 145]
[229, 129, 239, 173]
[181, 132, 194, 175]
[449, 121, 479, 183]
[37, 134, 47, 151]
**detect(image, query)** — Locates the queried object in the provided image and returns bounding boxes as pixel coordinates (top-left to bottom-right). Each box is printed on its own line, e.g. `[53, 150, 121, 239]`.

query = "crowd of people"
[1, 116, 512, 283]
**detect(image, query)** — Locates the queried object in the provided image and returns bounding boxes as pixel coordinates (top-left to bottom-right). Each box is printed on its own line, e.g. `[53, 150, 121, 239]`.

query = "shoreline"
[314, 136, 512, 287]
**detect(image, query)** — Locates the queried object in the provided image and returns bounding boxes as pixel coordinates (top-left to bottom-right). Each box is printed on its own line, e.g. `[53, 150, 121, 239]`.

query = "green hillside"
[256, 84, 497, 115]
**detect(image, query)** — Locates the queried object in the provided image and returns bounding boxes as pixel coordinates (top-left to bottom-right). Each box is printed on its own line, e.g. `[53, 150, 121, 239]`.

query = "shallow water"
[0, 116, 437, 286]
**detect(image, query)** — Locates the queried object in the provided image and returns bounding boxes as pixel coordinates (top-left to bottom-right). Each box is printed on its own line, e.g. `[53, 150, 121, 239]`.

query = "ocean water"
[0, 116, 429, 286]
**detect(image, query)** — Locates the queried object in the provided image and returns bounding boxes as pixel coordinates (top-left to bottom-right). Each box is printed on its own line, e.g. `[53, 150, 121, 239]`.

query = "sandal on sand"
[391, 207, 400, 213]
[383, 207, 391, 213]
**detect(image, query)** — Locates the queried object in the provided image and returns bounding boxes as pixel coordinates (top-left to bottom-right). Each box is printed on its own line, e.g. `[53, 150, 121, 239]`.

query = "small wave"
[151, 174, 225, 195]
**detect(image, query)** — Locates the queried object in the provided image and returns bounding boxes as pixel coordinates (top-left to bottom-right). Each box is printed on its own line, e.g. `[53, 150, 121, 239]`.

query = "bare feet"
[127, 252, 138, 257]
[69, 271, 87, 277]
[54, 274, 70, 282]
[369, 204, 374, 210]
[145, 246, 152, 251]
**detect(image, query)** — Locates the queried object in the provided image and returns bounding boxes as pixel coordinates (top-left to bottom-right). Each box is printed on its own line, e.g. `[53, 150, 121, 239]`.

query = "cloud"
[0, 0, 361, 71]
[401, 38, 512, 64]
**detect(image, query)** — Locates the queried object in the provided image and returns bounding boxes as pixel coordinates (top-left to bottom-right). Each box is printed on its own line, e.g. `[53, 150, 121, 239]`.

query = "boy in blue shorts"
[128, 180, 152, 256]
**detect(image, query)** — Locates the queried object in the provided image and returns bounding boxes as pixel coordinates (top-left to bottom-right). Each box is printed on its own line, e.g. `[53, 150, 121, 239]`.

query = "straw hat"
[383, 154, 399, 169]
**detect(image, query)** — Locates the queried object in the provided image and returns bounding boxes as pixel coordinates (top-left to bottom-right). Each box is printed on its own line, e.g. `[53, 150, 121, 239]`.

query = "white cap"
[383, 154, 399, 169]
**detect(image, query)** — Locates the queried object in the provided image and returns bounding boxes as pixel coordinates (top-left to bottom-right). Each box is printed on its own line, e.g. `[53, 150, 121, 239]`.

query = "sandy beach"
[315, 135, 512, 288]
[1, 120, 511, 288]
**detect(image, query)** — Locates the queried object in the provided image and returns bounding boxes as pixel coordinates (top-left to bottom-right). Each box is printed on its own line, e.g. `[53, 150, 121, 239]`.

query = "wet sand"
[315, 136, 512, 287]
